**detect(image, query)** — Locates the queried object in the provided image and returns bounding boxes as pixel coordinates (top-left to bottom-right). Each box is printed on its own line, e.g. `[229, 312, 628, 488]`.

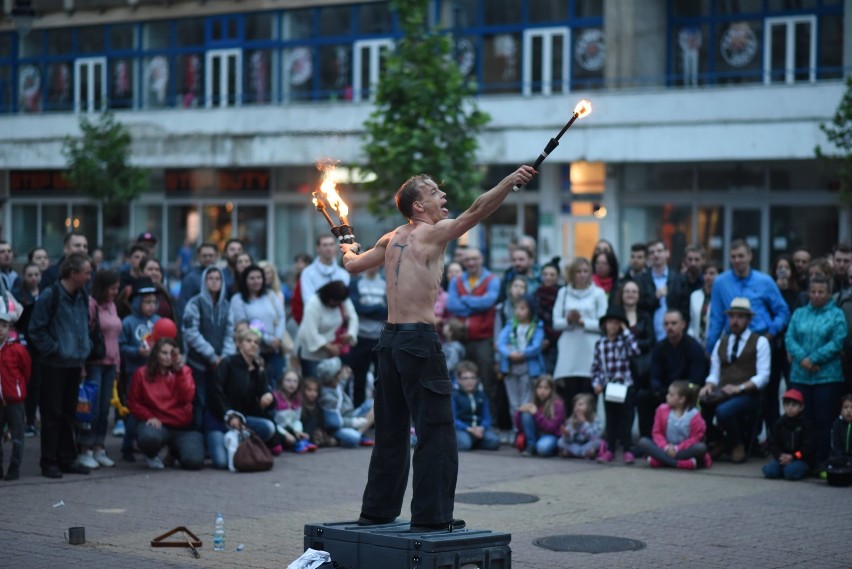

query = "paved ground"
[0, 434, 848, 569]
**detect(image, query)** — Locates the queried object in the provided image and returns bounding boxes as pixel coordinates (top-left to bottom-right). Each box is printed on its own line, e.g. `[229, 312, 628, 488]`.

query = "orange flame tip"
[574, 99, 592, 118]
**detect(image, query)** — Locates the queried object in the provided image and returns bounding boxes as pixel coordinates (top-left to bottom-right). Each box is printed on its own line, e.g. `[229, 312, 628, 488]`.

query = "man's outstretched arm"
[432, 165, 535, 243]
[341, 233, 390, 275]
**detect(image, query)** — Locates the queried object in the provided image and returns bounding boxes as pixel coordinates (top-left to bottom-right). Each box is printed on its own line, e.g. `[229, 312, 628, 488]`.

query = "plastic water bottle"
[213, 512, 225, 551]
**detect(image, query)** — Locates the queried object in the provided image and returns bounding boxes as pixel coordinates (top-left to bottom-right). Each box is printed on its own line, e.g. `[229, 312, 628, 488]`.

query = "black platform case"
[304, 520, 511, 569]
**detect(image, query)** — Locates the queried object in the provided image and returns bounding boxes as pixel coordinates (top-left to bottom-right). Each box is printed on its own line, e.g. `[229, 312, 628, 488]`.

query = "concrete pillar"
[605, 0, 667, 88]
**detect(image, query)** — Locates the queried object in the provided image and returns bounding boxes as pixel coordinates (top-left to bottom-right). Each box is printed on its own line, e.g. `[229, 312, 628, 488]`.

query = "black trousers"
[361, 324, 458, 525]
[39, 364, 83, 470]
[0, 402, 25, 470]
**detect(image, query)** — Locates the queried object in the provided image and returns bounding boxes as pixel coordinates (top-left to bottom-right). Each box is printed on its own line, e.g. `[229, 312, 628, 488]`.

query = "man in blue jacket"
[706, 239, 789, 354]
[28, 253, 92, 478]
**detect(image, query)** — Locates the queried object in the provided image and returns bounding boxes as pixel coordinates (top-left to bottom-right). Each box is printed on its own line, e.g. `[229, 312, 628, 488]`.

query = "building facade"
[0, 0, 848, 274]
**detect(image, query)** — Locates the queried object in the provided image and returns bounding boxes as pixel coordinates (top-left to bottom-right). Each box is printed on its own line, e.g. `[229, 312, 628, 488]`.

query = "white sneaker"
[93, 450, 115, 468]
[145, 456, 165, 470]
[77, 452, 100, 470]
[113, 420, 126, 437]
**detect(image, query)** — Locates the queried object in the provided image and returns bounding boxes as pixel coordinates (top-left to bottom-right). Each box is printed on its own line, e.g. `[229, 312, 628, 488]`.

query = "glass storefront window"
[697, 162, 764, 192]
[19, 30, 42, 58]
[109, 58, 135, 109]
[102, 205, 130, 267]
[0, 33, 12, 58]
[203, 204, 233, 246]
[245, 49, 275, 105]
[320, 6, 352, 37]
[46, 62, 73, 111]
[42, 204, 69, 257]
[168, 204, 202, 258]
[282, 9, 313, 41]
[670, 0, 710, 18]
[770, 206, 837, 261]
[47, 29, 73, 56]
[484, 0, 520, 25]
[237, 206, 267, 260]
[274, 204, 310, 271]
[11, 205, 38, 259]
[621, 205, 694, 269]
[818, 15, 843, 80]
[696, 206, 725, 263]
[718, 0, 762, 14]
[575, 0, 604, 18]
[529, 0, 568, 23]
[482, 33, 521, 94]
[71, 204, 98, 252]
[176, 19, 205, 47]
[79, 26, 105, 54]
[176, 53, 203, 108]
[767, 0, 817, 11]
[359, 2, 392, 35]
[143, 21, 171, 50]
[769, 160, 836, 191]
[622, 163, 694, 193]
[134, 204, 164, 259]
[246, 13, 276, 41]
[110, 24, 137, 51]
[318, 44, 352, 100]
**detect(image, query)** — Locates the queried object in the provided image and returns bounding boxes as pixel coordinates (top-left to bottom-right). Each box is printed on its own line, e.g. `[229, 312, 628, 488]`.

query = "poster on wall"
[574, 29, 605, 72]
[287, 47, 312, 86]
[720, 22, 758, 68]
[18, 64, 41, 113]
[249, 51, 268, 103]
[146, 56, 169, 107]
[678, 27, 702, 86]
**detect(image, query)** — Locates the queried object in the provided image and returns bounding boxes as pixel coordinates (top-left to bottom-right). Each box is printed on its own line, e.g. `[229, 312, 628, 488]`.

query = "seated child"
[452, 361, 501, 451]
[318, 357, 374, 448]
[514, 375, 565, 457]
[762, 388, 814, 481]
[301, 377, 334, 448]
[442, 318, 467, 377]
[0, 313, 31, 481]
[827, 393, 852, 486]
[272, 369, 315, 454]
[637, 380, 710, 470]
[558, 393, 603, 459]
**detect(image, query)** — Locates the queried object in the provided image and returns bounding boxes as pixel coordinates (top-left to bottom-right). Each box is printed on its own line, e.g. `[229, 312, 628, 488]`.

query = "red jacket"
[0, 341, 31, 404]
[652, 403, 706, 452]
[128, 365, 195, 428]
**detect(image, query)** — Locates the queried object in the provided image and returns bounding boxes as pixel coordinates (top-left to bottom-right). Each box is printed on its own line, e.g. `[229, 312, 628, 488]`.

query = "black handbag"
[233, 429, 274, 472]
[87, 305, 107, 362]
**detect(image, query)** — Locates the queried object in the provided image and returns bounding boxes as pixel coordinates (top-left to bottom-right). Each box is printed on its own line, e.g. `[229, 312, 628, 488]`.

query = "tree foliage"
[62, 111, 148, 214]
[362, 0, 490, 218]
[816, 76, 852, 202]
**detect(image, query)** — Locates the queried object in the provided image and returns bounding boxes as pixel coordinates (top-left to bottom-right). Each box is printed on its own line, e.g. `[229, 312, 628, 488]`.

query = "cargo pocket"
[420, 377, 454, 424]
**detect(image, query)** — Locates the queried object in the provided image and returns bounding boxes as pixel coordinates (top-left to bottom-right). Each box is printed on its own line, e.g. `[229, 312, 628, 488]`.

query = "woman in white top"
[552, 257, 608, 406]
[229, 264, 289, 388]
[295, 280, 359, 379]
[687, 262, 720, 351]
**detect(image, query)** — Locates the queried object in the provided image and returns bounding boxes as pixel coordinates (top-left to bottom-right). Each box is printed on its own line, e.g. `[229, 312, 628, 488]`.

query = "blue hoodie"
[181, 266, 236, 369]
[119, 293, 161, 376]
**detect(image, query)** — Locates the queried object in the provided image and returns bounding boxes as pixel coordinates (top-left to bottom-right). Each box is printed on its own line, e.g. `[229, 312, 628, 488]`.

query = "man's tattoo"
[392, 243, 408, 286]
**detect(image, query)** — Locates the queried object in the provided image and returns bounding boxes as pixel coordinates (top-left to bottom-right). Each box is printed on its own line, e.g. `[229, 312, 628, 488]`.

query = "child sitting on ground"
[0, 312, 32, 481]
[272, 369, 316, 454]
[452, 360, 501, 451]
[318, 357, 374, 448]
[301, 377, 335, 448]
[827, 393, 852, 486]
[637, 380, 710, 470]
[762, 388, 814, 481]
[514, 375, 565, 457]
[558, 393, 603, 459]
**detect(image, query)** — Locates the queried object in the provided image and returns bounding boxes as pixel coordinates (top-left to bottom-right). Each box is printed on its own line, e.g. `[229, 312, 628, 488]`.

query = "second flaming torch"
[513, 99, 592, 191]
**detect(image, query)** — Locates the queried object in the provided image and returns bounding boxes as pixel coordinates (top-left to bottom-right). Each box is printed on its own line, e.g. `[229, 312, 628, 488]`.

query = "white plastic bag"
[286, 548, 331, 569]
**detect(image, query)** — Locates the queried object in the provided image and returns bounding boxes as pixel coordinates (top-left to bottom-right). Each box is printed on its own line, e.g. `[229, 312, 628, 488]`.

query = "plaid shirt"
[591, 330, 640, 389]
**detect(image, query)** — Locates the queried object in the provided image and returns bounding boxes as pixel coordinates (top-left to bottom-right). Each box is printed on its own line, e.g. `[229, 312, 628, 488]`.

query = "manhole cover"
[533, 534, 646, 554]
[455, 491, 539, 505]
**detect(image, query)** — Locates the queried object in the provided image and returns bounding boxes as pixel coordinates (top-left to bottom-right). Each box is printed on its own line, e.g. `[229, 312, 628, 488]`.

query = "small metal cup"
[66, 526, 85, 545]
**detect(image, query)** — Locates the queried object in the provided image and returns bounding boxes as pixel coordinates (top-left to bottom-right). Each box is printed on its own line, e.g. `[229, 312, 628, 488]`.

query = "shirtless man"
[340, 164, 535, 532]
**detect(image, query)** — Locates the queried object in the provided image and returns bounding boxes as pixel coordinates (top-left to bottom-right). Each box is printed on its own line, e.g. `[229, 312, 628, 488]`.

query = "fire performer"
[340, 164, 536, 532]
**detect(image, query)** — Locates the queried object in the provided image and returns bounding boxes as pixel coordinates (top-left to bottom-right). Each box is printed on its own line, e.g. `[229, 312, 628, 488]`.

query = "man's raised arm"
[341, 233, 390, 275]
[434, 165, 535, 243]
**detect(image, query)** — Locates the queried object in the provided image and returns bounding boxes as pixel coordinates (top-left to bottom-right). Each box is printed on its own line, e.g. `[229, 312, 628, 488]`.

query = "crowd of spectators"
[1, 229, 851, 487]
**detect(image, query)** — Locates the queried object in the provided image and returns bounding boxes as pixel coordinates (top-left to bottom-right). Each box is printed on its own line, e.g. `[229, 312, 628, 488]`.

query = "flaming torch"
[513, 99, 592, 191]
[312, 164, 356, 245]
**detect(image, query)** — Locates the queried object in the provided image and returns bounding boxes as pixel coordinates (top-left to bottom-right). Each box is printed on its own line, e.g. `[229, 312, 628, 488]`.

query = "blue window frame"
[667, 0, 843, 86]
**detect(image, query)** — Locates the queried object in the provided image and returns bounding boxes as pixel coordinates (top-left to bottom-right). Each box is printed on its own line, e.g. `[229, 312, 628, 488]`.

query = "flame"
[314, 164, 350, 225]
[574, 99, 592, 118]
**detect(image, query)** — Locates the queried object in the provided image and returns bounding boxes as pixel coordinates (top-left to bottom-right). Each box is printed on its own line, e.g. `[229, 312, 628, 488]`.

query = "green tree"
[816, 76, 852, 202]
[362, 0, 490, 218]
[62, 111, 148, 215]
